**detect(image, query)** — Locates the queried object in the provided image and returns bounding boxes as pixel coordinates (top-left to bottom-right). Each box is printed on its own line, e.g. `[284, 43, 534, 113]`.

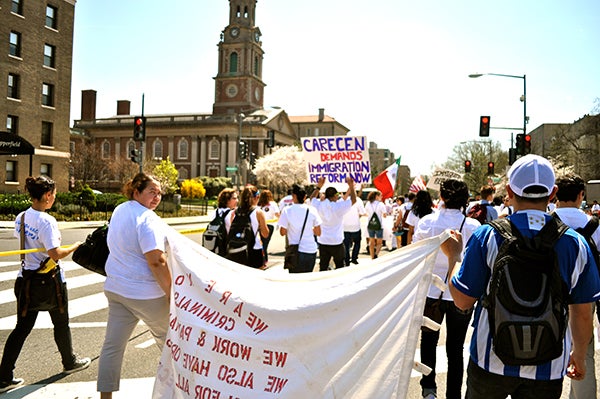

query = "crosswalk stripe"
[0, 272, 105, 305]
[0, 292, 108, 330]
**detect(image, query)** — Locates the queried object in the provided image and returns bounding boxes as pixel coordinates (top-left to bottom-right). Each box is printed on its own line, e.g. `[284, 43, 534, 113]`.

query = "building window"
[127, 141, 135, 155]
[178, 139, 188, 159]
[6, 161, 17, 182]
[209, 139, 219, 160]
[9, 31, 21, 57]
[7, 115, 18, 134]
[229, 52, 238, 73]
[41, 121, 53, 146]
[7, 74, 20, 99]
[102, 140, 110, 159]
[178, 167, 188, 180]
[11, 0, 23, 15]
[46, 5, 57, 29]
[44, 44, 56, 68]
[254, 56, 259, 76]
[42, 83, 54, 107]
[40, 163, 52, 178]
[153, 139, 163, 159]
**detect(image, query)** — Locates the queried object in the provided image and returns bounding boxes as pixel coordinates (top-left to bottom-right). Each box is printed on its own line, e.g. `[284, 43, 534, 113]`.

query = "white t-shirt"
[311, 197, 352, 245]
[105, 200, 168, 300]
[260, 201, 280, 223]
[278, 204, 322, 253]
[554, 207, 600, 248]
[365, 200, 386, 229]
[342, 200, 366, 232]
[15, 208, 64, 279]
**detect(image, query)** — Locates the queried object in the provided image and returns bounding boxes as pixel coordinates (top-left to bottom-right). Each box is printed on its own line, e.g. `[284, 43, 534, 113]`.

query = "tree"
[442, 140, 508, 195]
[180, 179, 206, 199]
[71, 140, 112, 187]
[199, 176, 232, 199]
[254, 146, 307, 198]
[152, 157, 179, 195]
[109, 156, 139, 188]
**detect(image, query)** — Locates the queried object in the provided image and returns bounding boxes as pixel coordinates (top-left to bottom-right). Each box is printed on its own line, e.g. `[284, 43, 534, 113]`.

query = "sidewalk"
[2, 378, 154, 399]
[0, 215, 213, 230]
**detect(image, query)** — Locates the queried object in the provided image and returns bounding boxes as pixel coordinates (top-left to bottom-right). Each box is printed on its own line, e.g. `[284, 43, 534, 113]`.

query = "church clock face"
[226, 84, 238, 98]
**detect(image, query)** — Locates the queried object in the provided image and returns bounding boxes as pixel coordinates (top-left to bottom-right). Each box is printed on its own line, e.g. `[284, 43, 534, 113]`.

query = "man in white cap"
[442, 154, 600, 399]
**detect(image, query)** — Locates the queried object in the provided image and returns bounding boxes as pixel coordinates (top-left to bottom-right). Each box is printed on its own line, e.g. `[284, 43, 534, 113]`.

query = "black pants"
[420, 298, 472, 399]
[343, 230, 361, 264]
[0, 280, 76, 381]
[261, 224, 275, 262]
[318, 243, 346, 271]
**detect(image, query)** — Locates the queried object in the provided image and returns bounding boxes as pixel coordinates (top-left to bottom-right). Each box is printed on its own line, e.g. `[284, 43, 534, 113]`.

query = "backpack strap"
[578, 216, 600, 239]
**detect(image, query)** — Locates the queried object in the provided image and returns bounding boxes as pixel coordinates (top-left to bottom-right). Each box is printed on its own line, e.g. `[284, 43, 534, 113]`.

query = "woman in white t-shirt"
[406, 190, 435, 244]
[0, 176, 88, 393]
[258, 189, 280, 262]
[98, 173, 171, 399]
[365, 190, 387, 259]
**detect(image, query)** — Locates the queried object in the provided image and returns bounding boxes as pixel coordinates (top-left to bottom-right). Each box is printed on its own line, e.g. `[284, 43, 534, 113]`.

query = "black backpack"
[575, 216, 600, 267]
[202, 209, 231, 255]
[225, 207, 256, 265]
[483, 217, 570, 366]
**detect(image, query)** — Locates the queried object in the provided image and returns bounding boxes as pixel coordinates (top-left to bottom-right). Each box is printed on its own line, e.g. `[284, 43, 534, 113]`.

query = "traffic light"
[239, 141, 247, 159]
[130, 149, 140, 164]
[267, 130, 275, 148]
[523, 134, 532, 154]
[515, 133, 525, 155]
[479, 116, 491, 137]
[509, 148, 517, 165]
[250, 152, 256, 168]
[487, 161, 495, 175]
[464, 160, 472, 173]
[133, 116, 146, 141]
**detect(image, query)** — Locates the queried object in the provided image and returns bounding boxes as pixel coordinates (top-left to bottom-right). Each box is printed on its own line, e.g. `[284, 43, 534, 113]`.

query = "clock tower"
[213, 0, 265, 115]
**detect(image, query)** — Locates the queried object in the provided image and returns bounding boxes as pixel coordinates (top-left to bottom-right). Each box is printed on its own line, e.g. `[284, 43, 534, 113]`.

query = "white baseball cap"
[508, 154, 555, 198]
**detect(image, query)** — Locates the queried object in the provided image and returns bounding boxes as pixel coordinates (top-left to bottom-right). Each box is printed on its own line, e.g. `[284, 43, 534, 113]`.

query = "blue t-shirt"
[452, 210, 600, 380]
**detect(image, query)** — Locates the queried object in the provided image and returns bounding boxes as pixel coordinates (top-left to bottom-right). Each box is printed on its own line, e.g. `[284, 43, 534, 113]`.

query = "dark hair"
[257, 189, 274, 207]
[480, 185, 496, 199]
[440, 179, 470, 210]
[292, 184, 307, 203]
[412, 190, 434, 218]
[555, 173, 585, 202]
[324, 187, 338, 200]
[239, 185, 259, 212]
[367, 190, 381, 202]
[217, 188, 237, 208]
[123, 173, 159, 200]
[493, 195, 504, 206]
[25, 176, 55, 201]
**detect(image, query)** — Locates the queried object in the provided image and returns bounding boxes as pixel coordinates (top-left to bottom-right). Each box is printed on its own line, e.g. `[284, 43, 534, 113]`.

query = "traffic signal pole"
[140, 94, 145, 174]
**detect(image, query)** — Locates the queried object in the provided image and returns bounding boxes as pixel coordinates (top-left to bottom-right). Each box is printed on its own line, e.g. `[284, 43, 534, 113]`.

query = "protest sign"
[301, 136, 370, 192]
[426, 168, 464, 191]
[153, 228, 444, 399]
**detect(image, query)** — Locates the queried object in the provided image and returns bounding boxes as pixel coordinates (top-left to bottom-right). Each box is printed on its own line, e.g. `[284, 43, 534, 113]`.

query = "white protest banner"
[427, 168, 464, 191]
[301, 136, 371, 192]
[153, 228, 445, 399]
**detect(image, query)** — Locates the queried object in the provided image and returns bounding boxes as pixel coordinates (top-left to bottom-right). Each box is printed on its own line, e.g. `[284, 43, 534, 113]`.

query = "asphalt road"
[0, 218, 594, 398]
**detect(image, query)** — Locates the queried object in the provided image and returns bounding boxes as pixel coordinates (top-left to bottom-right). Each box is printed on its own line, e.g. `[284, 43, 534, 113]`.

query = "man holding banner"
[310, 176, 357, 271]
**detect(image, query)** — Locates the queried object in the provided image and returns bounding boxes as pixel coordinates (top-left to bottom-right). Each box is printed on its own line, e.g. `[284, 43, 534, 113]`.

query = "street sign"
[226, 166, 238, 172]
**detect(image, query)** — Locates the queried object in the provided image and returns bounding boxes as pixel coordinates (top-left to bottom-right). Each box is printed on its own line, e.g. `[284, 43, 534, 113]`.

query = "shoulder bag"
[72, 224, 109, 276]
[17, 213, 65, 316]
[284, 209, 309, 271]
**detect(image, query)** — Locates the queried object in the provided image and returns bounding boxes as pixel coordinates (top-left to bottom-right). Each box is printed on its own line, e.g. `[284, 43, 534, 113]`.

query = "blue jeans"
[343, 230, 361, 264]
[466, 359, 562, 399]
[420, 298, 472, 399]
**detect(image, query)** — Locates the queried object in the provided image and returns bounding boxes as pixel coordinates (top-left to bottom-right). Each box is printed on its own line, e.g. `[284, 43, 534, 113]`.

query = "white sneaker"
[63, 357, 91, 374]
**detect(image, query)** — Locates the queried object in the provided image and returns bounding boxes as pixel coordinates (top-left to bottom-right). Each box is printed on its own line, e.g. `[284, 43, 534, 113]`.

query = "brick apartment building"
[0, 0, 75, 192]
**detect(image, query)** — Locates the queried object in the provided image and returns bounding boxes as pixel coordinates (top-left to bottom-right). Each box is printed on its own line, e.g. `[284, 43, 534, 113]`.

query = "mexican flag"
[373, 158, 401, 200]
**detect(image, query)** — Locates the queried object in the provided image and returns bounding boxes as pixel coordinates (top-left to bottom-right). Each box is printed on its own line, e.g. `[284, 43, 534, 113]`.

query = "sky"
[70, 0, 600, 177]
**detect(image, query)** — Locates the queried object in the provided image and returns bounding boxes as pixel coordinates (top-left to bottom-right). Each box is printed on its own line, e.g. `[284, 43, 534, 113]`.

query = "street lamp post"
[237, 113, 245, 189]
[468, 72, 527, 149]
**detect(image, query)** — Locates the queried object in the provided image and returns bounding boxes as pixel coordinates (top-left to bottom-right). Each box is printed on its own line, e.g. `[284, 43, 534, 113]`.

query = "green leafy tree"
[152, 157, 179, 195]
[442, 140, 508, 195]
[199, 176, 232, 199]
[180, 179, 206, 199]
